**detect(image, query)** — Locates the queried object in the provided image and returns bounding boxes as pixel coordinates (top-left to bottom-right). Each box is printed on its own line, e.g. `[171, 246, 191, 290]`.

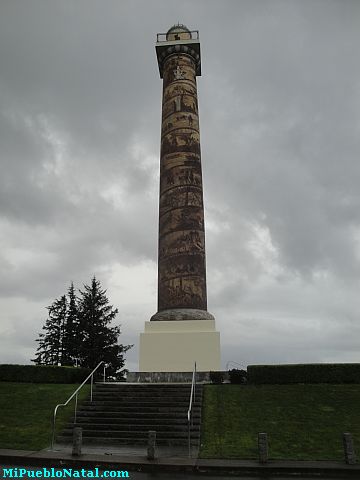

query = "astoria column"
[152, 24, 212, 321]
[139, 25, 220, 372]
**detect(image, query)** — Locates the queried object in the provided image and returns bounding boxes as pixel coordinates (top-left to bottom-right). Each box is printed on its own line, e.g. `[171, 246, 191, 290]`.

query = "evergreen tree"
[32, 295, 67, 365]
[32, 277, 132, 374]
[77, 276, 132, 378]
[61, 282, 80, 366]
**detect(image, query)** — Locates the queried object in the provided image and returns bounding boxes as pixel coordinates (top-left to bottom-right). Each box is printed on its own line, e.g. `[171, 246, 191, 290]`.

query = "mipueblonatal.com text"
[1, 467, 129, 478]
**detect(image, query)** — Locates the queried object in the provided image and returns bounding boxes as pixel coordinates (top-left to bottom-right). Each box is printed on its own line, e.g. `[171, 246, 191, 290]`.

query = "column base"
[126, 371, 213, 383]
[139, 319, 221, 372]
[150, 308, 215, 321]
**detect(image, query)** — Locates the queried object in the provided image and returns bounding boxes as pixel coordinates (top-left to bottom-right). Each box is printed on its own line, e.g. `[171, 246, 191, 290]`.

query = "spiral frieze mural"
[157, 51, 207, 312]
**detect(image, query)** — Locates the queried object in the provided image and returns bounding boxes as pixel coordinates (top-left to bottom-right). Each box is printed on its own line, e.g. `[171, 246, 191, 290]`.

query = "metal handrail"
[51, 360, 104, 449]
[187, 361, 196, 457]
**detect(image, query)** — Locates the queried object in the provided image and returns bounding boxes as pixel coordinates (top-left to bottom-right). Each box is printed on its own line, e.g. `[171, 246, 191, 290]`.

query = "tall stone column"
[151, 24, 212, 322]
[138, 25, 220, 373]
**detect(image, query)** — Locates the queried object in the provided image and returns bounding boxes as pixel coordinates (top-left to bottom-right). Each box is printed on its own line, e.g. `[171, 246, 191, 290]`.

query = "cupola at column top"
[155, 24, 201, 78]
[166, 24, 192, 41]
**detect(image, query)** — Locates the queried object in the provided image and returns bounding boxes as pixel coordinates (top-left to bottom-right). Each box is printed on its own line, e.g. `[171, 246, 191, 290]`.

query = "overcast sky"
[1, 0, 360, 371]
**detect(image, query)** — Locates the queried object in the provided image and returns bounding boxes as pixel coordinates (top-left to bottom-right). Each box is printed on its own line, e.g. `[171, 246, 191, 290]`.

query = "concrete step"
[81, 400, 201, 407]
[63, 423, 200, 437]
[65, 423, 200, 432]
[94, 386, 202, 391]
[57, 436, 199, 446]
[77, 409, 201, 422]
[58, 383, 203, 448]
[74, 415, 200, 423]
[95, 383, 203, 388]
[92, 392, 202, 398]
[93, 386, 203, 391]
[77, 406, 201, 413]
[61, 429, 198, 438]
[91, 393, 203, 401]
[92, 390, 203, 399]
[83, 398, 201, 404]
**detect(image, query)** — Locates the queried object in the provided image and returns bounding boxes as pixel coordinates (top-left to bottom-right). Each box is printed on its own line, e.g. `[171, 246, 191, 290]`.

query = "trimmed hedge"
[229, 368, 247, 384]
[0, 364, 91, 384]
[209, 371, 224, 384]
[247, 363, 360, 384]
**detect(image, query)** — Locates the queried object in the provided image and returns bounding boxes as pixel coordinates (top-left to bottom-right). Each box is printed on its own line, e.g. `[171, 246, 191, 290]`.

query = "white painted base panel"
[139, 319, 221, 372]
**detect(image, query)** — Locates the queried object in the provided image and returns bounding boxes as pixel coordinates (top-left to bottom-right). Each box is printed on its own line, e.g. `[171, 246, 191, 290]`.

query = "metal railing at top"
[187, 361, 197, 457]
[156, 31, 199, 43]
[51, 360, 107, 450]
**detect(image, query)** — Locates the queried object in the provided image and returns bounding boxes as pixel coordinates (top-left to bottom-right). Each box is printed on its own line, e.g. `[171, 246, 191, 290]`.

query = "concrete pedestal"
[139, 319, 220, 372]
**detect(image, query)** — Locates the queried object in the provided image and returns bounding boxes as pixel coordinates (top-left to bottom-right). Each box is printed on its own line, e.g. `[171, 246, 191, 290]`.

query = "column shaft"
[158, 53, 207, 312]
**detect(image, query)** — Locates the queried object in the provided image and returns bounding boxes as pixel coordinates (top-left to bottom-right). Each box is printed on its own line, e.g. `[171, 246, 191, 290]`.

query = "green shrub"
[247, 363, 360, 384]
[0, 364, 91, 384]
[210, 371, 224, 384]
[229, 368, 247, 384]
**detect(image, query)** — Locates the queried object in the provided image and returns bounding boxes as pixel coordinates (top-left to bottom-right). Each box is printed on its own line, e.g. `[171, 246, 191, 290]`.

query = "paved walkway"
[52, 443, 197, 457]
[0, 447, 360, 477]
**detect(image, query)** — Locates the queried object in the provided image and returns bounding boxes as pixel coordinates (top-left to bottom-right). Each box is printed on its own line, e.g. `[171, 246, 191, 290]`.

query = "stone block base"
[126, 371, 212, 383]
[139, 319, 221, 372]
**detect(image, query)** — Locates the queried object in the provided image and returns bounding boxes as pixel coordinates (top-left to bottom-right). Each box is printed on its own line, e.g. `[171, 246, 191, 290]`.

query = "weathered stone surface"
[155, 26, 209, 316]
[150, 308, 214, 322]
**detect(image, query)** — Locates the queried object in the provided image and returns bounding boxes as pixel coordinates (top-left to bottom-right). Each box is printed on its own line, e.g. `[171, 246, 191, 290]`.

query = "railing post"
[72, 427, 82, 456]
[194, 362, 196, 396]
[258, 432, 268, 464]
[188, 361, 196, 457]
[90, 374, 93, 402]
[103, 364, 106, 383]
[188, 421, 191, 458]
[51, 408, 57, 450]
[343, 432, 356, 464]
[147, 430, 156, 460]
[74, 392, 78, 424]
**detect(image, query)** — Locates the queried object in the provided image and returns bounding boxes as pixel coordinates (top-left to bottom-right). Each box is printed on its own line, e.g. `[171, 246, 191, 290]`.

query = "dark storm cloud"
[201, 0, 360, 283]
[1, 0, 360, 366]
[0, 1, 160, 143]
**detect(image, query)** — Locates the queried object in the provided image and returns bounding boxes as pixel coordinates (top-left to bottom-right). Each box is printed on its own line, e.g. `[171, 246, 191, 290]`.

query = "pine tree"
[77, 276, 132, 378]
[32, 277, 132, 374]
[61, 282, 80, 366]
[32, 295, 67, 365]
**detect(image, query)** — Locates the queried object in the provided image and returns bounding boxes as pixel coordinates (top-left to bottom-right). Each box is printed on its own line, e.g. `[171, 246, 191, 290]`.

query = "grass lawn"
[200, 384, 360, 460]
[0, 382, 90, 451]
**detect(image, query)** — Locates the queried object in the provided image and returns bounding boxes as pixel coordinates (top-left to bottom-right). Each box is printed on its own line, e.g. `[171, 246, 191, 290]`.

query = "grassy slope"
[0, 383, 90, 450]
[200, 384, 360, 460]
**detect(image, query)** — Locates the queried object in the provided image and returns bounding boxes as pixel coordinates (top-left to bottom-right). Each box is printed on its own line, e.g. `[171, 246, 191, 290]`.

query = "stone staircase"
[57, 383, 203, 447]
